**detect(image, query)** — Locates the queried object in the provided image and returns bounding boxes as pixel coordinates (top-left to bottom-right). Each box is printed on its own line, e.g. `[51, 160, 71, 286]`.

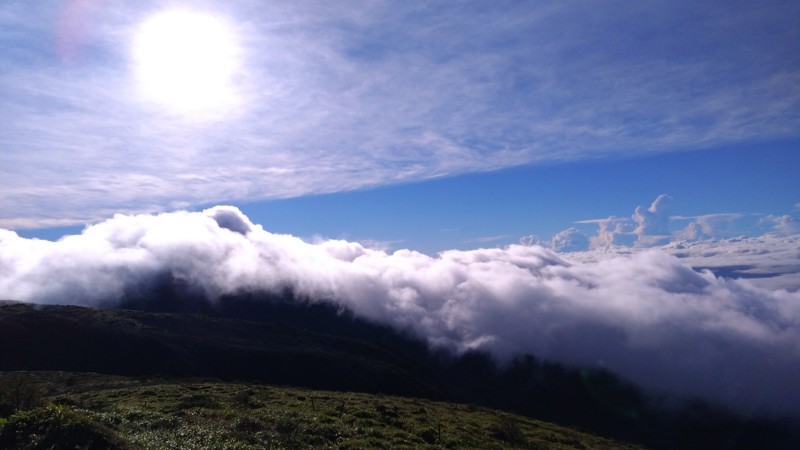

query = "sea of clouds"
[1, 206, 799, 417]
[525, 195, 800, 292]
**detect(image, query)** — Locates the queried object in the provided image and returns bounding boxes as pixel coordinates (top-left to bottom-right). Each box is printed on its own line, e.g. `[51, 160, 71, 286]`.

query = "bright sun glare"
[133, 10, 239, 115]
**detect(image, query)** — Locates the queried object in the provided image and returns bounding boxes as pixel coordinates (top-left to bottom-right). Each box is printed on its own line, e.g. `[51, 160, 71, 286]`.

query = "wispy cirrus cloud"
[2, 1, 799, 227]
[464, 234, 513, 244]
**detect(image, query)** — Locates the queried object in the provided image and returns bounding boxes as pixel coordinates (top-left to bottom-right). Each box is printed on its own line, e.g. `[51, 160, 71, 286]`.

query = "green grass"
[0, 403, 136, 450]
[0, 372, 641, 449]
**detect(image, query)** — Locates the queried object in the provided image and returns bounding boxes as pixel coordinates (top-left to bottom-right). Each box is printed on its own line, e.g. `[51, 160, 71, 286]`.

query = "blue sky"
[2, 0, 799, 252]
[224, 139, 800, 254]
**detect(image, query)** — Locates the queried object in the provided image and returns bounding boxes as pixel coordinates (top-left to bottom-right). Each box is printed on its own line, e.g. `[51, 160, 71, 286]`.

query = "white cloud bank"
[2, 206, 799, 417]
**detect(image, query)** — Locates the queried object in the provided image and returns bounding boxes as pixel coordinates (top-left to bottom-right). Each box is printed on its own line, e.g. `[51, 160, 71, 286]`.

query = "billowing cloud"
[567, 233, 800, 291]
[576, 195, 678, 250]
[579, 217, 636, 249]
[632, 194, 672, 246]
[673, 213, 747, 239]
[2, 1, 799, 227]
[761, 214, 800, 235]
[538, 227, 590, 252]
[556, 196, 800, 292]
[667, 235, 800, 292]
[2, 207, 799, 416]
[573, 195, 800, 253]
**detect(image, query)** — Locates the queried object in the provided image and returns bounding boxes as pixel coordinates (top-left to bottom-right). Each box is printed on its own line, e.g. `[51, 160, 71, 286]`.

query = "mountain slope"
[1, 301, 798, 449]
[0, 371, 643, 449]
[0, 302, 440, 399]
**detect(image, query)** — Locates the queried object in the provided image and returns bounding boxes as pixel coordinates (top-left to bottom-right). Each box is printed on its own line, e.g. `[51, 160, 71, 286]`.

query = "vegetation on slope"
[0, 371, 640, 449]
[1, 300, 798, 449]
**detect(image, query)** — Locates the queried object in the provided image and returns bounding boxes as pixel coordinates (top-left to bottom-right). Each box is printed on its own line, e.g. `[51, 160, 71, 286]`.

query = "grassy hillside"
[1, 302, 797, 449]
[0, 371, 641, 449]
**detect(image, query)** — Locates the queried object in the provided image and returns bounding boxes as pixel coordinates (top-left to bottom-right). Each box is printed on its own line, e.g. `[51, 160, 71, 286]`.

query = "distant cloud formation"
[541, 195, 800, 291]
[564, 234, 800, 293]
[762, 214, 800, 235]
[563, 195, 799, 248]
[632, 194, 672, 246]
[2, 206, 799, 416]
[522, 228, 590, 253]
[677, 213, 749, 239]
[574, 195, 762, 251]
[548, 227, 590, 253]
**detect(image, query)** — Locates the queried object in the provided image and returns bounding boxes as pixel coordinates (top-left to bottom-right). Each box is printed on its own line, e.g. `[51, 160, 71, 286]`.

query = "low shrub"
[0, 374, 42, 417]
[0, 404, 135, 450]
[489, 415, 527, 446]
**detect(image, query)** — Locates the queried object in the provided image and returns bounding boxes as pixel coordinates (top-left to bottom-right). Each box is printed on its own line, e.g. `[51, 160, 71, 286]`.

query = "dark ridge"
[0, 302, 440, 399]
[117, 272, 433, 365]
[2, 283, 799, 449]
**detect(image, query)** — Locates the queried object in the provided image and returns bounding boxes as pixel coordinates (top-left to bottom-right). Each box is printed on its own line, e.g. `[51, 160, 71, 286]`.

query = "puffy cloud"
[578, 195, 674, 250]
[673, 213, 746, 239]
[2, 206, 799, 416]
[520, 228, 590, 252]
[668, 235, 800, 292]
[675, 220, 707, 241]
[761, 214, 800, 235]
[565, 234, 800, 292]
[632, 194, 672, 245]
[582, 217, 637, 249]
[206, 206, 253, 235]
[563, 196, 800, 292]
[518, 234, 542, 247]
[549, 227, 590, 252]
[576, 195, 795, 250]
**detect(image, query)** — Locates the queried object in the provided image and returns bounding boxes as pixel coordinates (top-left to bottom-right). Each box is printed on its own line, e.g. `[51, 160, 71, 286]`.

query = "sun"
[133, 10, 240, 115]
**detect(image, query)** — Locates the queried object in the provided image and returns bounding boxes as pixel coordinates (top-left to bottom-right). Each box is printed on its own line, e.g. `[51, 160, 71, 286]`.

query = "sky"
[1, 1, 798, 240]
[2, 1, 800, 417]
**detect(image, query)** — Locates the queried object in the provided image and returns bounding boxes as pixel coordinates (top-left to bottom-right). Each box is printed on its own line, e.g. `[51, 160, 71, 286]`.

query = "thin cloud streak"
[2, 1, 799, 227]
[465, 235, 513, 244]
